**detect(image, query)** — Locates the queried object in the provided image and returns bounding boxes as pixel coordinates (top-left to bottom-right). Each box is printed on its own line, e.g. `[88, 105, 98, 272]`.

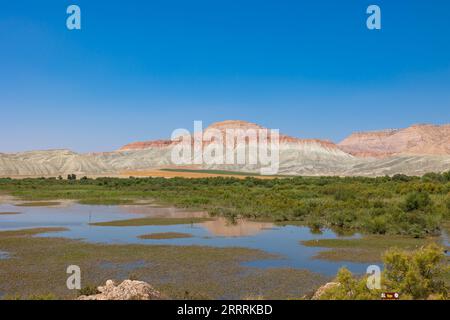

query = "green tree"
[442, 171, 450, 181]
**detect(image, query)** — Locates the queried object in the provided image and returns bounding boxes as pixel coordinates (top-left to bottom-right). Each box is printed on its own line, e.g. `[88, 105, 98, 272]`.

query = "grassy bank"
[138, 232, 193, 239]
[90, 217, 213, 227]
[302, 236, 446, 263]
[15, 201, 61, 207]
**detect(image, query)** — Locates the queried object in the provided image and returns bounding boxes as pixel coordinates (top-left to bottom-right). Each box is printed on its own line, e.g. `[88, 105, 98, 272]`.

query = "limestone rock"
[311, 282, 340, 300]
[77, 280, 162, 300]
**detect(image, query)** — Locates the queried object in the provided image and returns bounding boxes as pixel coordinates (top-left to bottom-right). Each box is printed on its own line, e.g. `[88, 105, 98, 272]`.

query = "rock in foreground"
[311, 282, 340, 300]
[77, 280, 163, 300]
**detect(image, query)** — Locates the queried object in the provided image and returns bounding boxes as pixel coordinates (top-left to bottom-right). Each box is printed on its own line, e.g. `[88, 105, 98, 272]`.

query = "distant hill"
[1, 120, 450, 177]
[338, 124, 450, 158]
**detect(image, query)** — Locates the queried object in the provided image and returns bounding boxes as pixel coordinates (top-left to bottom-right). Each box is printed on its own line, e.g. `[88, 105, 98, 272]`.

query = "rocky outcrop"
[339, 124, 450, 158]
[311, 282, 340, 300]
[77, 280, 163, 300]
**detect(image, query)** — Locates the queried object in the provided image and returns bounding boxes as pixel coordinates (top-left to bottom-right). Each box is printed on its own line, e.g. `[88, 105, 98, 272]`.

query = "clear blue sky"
[1, 0, 449, 152]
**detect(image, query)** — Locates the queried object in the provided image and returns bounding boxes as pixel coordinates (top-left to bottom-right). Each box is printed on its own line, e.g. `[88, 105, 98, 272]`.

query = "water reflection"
[120, 205, 208, 218]
[202, 218, 274, 237]
[0, 202, 372, 275]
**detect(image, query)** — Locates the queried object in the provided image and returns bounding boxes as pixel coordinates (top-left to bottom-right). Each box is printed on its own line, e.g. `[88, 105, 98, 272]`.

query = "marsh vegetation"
[138, 232, 193, 239]
[1, 172, 449, 237]
[0, 174, 449, 299]
[0, 228, 326, 299]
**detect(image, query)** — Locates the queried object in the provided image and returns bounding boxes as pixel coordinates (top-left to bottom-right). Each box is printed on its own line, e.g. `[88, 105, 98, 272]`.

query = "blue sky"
[1, 0, 449, 152]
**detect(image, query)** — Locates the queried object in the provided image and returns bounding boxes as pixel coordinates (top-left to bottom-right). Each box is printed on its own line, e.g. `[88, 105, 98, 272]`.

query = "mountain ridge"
[338, 123, 450, 158]
[119, 120, 343, 152]
[1, 120, 449, 177]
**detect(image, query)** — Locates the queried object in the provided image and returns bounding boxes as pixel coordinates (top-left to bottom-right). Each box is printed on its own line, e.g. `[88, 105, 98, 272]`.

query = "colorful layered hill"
[120, 120, 344, 154]
[338, 124, 450, 158]
[0, 121, 450, 177]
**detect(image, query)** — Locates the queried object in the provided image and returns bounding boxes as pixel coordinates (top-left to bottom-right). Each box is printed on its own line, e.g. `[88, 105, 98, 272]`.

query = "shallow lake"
[0, 202, 378, 276]
[0, 250, 9, 260]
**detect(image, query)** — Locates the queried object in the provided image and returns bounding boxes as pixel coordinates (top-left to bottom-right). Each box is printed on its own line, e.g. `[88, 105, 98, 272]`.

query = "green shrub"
[317, 268, 379, 300]
[333, 189, 356, 202]
[392, 174, 412, 182]
[318, 244, 449, 300]
[78, 285, 100, 297]
[28, 293, 57, 300]
[383, 244, 448, 299]
[443, 171, 450, 181]
[0, 174, 448, 237]
[365, 215, 389, 234]
[403, 192, 432, 212]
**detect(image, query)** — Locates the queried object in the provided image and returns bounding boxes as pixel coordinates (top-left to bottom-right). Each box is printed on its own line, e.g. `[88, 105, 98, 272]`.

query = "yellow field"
[120, 168, 279, 179]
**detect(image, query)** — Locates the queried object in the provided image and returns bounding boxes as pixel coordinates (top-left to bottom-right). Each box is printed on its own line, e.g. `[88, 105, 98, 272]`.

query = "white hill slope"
[1, 121, 449, 177]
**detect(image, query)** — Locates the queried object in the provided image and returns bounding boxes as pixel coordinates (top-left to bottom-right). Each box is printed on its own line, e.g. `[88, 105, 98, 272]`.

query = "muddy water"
[0, 202, 370, 276]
